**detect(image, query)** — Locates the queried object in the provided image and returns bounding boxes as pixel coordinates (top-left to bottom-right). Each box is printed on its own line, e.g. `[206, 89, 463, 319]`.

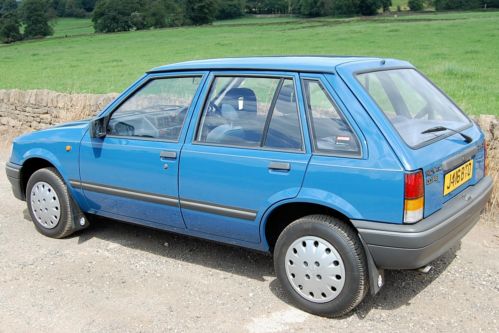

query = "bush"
[408, 0, 424, 11]
[332, 0, 360, 15]
[0, 12, 22, 43]
[92, 0, 138, 32]
[216, 0, 245, 20]
[185, 0, 218, 25]
[434, 0, 481, 10]
[20, 0, 53, 39]
[482, 0, 499, 7]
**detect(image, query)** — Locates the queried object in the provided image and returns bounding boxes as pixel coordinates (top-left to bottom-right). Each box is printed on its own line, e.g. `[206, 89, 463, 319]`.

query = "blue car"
[6, 57, 493, 316]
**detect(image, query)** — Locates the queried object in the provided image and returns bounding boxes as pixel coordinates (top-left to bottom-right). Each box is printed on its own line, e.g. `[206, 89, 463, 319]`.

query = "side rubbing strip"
[69, 180, 257, 221]
[180, 199, 257, 221]
[70, 180, 179, 207]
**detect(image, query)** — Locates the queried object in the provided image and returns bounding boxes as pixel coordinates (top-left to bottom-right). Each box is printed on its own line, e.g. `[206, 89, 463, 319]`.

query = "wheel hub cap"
[284, 236, 345, 303]
[30, 181, 60, 229]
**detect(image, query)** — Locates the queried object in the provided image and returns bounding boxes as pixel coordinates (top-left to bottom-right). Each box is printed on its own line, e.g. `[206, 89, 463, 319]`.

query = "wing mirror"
[90, 116, 109, 138]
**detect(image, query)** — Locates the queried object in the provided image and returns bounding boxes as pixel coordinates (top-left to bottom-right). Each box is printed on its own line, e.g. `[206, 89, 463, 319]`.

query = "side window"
[196, 76, 303, 150]
[108, 76, 201, 141]
[304, 79, 360, 156]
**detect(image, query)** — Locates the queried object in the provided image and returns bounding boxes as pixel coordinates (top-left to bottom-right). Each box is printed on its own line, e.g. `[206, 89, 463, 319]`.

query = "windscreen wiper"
[421, 126, 472, 143]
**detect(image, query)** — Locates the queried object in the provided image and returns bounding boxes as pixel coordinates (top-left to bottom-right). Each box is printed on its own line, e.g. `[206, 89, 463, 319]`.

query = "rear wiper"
[421, 126, 472, 143]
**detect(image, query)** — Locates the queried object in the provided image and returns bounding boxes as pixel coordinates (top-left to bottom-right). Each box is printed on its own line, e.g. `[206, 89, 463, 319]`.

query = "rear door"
[179, 71, 312, 243]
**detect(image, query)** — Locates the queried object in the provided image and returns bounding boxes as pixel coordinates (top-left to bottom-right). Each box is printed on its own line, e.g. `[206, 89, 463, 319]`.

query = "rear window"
[357, 69, 470, 148]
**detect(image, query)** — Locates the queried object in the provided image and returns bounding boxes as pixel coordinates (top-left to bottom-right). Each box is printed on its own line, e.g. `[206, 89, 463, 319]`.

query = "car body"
[6, 56, 493, 316]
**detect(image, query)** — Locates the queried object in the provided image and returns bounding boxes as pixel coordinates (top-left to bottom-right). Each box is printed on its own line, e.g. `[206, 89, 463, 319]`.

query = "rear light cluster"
[404, 170, 424, 224]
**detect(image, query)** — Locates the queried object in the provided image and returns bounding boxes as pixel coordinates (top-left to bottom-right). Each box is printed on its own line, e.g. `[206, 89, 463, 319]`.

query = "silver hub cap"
[285, 236, 346, 303]
[30, 181, 61, 229]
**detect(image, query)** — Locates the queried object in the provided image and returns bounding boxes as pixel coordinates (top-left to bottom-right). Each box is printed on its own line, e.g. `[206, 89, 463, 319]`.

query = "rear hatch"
[337, 60, 486, 219]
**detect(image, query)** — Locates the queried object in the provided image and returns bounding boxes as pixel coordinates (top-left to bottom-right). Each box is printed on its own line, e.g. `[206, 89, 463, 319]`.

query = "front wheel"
[26, 167, 77, 239]
[274, 215, 368, 317]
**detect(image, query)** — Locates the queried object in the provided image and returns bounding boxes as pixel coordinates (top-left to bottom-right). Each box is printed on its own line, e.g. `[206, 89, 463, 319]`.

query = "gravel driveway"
[0, 159, 498, 333]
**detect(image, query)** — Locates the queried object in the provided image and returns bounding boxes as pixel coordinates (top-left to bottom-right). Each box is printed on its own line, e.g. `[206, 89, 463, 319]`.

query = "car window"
[304, 79, 360, 155]
[108, 76, 201, 141]
[196, 76, 303, 150]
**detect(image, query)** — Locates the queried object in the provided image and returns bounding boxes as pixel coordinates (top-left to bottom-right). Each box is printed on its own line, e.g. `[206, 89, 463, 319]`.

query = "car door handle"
[268, 162, 291, 172]
[160, 151, 177, 160]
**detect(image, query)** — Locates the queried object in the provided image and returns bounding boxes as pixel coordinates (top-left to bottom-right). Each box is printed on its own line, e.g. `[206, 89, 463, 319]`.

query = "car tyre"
[26, 167, 76, 239]
[274, 214, 368, 317]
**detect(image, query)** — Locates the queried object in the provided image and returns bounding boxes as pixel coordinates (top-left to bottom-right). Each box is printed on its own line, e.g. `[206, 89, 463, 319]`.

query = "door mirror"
[90, 116, 108, 138]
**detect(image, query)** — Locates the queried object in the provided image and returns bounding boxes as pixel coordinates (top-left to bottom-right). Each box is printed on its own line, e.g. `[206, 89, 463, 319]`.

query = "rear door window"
[303, 79, 360, 156]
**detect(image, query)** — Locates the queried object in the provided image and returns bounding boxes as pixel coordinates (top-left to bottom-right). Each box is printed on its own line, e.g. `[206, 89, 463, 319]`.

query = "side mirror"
[90, 116, 108, 138]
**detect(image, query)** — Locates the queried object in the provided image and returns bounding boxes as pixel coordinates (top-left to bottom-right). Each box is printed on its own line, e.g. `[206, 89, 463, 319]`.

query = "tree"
[216, 0, 245, 19]
[185, 0, 217, 25]
[380, 0, 391, 11]
[332, 0, 360, 15]
[358, 0, 382, 15]
[408, 0, 423, 10]
[20, 0, 53, 38]
[0, 0, 22, 43]
[92, 0, 141, 32]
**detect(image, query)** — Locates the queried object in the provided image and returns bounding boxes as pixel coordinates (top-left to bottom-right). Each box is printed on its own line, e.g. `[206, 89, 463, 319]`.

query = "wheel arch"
[19, 150, 65, 199]
[260, 198, 358, 252]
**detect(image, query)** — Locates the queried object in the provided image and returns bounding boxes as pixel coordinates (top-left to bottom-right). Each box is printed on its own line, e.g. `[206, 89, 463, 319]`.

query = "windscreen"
[357, 69, 470, 148]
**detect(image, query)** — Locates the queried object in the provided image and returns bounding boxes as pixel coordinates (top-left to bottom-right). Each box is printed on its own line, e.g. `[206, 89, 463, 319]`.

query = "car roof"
[148, 56, 383, 74]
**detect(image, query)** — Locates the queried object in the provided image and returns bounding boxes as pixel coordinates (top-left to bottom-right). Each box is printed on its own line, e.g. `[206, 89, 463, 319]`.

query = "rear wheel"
[274, 215, 368, 317]
[26, 168, 76, 238]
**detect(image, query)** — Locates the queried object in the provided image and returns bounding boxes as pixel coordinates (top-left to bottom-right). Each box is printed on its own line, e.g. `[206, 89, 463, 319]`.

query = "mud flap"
[358, 233, 384, 296]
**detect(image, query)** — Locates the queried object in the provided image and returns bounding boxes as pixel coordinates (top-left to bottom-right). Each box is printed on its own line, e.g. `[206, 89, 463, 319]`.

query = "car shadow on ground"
[24, 210, 459, 316]
[269, 242, 460, 319]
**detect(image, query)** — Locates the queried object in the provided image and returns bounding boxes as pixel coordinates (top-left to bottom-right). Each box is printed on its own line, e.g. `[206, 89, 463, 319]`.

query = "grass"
[0, 11, 499, 116]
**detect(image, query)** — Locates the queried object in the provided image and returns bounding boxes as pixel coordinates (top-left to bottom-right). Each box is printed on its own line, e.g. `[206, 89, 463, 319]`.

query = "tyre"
[274, 214, 368, 317]
[26, 167, 77, 239]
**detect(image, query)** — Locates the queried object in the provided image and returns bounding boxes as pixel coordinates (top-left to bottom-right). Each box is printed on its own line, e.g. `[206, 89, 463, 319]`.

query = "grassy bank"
[0, 11, 498, 115]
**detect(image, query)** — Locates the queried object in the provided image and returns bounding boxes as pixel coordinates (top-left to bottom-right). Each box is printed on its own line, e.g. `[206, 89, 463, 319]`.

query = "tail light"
[404, 170, 424, 224]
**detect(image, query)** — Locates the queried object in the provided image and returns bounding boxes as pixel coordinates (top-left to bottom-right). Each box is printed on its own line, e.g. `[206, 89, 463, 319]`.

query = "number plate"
[443, 160, 473, 195]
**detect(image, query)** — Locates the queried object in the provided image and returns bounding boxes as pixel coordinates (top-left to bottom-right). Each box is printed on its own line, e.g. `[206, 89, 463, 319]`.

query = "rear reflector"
[404, 170, 424, 223]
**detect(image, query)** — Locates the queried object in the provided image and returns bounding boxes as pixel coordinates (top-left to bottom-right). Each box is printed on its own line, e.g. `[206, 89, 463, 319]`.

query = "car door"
[77, 73, 207, 229]
[179, 72, 312, 243]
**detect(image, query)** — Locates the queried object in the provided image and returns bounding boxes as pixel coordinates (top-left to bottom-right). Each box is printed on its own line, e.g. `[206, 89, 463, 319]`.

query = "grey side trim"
[180, 198, 257, 221]
[5, 162, 21, 179]
[70, 180, 179, 207]
[70, 180, 257, 221]
[442, 145, 480, 171]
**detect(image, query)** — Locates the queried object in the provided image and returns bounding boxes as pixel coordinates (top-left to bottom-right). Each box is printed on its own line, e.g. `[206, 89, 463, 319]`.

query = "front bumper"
[353, 176, 493, 270]
[5, 162, 25, 201]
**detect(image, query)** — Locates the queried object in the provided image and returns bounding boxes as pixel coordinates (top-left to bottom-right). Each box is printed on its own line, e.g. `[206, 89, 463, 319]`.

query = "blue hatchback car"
[6, 57, 493, 316]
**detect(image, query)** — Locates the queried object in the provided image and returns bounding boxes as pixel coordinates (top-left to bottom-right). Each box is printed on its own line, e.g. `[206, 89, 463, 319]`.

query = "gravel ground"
[0, 159, 498, 333]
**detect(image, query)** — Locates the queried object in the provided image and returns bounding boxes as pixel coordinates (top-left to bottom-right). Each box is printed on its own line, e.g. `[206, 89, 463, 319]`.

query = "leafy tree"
[217, 0, 245, 19]
[482, 0, 499, 7]
[0, 0, 22, 43]
[64, 0, 87, 17]
[332, 0, 360, 15]
[358, 0, 382, 15]
[20, 0, 54, 38]
[434, 0, 481, 10]
[92, 0, 140, 32]
[185, 0, 217, 25]
[408, 0, 424, 10]
[380, 0, 391, 11]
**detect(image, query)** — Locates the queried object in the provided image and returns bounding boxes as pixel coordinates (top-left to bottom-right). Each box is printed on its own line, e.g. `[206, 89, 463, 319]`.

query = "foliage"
[20, 0, 54, 38]
[408, 0, 423, 10]
[0, 0, 22, 43]
[217, 0, 245, 19]
[434, 0, 481, 10]
[358, 0, 383, 15]
[184, 0, 218, 25]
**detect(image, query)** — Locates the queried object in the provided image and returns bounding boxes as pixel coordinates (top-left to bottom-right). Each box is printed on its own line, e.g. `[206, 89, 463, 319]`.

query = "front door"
[78, 74, 206, 229]
[179, 72, 311, 243]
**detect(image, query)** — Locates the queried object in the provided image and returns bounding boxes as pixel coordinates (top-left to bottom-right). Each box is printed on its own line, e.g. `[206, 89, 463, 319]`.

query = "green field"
[1, 11, 498, 115]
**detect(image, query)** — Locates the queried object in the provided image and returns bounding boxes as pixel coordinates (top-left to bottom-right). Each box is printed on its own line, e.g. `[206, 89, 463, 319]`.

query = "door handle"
[268, 162, 291, 172]
[160, 151, 177, 160]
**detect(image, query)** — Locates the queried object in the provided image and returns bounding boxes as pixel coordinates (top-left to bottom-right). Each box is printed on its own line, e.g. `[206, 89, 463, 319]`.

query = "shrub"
[185, 0, 218, 25]
[408, 0, 424, 11]
[0, 12, 22, 43]
[20, 0, 53, 39]
[358, 0, 383, 15]
[434, 0, 481, 10]
[216, 0, 245, 20]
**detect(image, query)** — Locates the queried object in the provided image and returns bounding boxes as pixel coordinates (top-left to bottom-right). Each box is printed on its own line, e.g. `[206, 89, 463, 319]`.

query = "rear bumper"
[5, 162, 25, 201]
[353, 176, 493, 270]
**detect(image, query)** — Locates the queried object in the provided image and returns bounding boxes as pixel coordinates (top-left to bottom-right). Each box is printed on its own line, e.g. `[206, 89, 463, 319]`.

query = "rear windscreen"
[357, 69, 470, 148]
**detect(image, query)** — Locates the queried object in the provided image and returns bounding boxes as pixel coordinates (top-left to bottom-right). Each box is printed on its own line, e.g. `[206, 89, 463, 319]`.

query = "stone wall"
[0, 89, 118, 131]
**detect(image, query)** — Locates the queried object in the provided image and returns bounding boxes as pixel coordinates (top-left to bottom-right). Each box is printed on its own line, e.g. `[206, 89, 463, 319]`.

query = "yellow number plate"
[443, 160, 473, 195]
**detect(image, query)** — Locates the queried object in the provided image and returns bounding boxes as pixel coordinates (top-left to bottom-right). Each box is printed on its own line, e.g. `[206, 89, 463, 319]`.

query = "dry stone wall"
[0, 89, 118, 131]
